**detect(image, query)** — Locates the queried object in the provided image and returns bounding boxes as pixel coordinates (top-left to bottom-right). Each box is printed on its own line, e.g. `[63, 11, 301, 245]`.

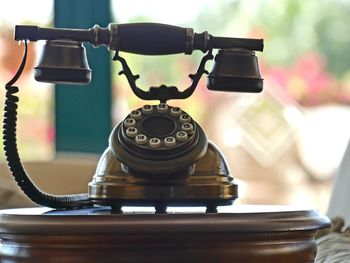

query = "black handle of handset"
[15, 23, 263, 55]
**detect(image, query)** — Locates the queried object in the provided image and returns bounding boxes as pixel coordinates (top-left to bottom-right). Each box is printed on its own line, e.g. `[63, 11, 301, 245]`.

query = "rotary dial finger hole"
[176, 131, 188, 141]
[164, 136, 176, 147]
[126, 127, 138, 137]
[181, 123, 194, 133]
[135, 134, 147, 145]
[170, 107, 182, 117]
[157, 103, 168, 113]
[149, 138, 161, 148]
[124, 118, 136, 128]
[130, 110, 142, 120]
[142, 104, 153, 114]
[179, 114, 191, 123]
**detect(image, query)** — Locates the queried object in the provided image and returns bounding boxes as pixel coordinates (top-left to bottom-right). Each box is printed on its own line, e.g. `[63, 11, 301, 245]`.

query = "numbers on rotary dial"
[123, 104, 195, 149]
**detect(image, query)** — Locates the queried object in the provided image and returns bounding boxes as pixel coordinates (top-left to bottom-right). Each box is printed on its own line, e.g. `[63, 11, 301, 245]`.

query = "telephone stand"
[0, 205, 329, 263]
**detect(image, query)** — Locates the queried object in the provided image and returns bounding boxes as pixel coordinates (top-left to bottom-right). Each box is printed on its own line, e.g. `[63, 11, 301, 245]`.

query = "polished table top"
[0, 205, 330, 235]
[0, 205, 331, 263]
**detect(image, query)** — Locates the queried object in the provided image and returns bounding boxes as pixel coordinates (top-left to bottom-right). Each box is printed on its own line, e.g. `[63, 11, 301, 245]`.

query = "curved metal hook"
[113, 50, 213, 103]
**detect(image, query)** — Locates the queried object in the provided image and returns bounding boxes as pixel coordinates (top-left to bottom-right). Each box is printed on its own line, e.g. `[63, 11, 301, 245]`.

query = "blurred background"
[1, 0, 350, 212]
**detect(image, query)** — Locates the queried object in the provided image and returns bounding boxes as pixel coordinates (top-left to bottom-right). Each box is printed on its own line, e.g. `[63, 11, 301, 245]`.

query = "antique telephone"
[3, 23, 263, 213]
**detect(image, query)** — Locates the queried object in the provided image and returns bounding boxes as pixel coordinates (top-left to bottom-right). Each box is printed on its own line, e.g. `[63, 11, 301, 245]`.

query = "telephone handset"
[4, 23, 263, 213]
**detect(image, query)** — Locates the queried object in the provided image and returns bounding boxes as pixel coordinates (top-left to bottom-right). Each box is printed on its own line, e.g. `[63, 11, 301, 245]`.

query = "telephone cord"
[3, 40, 93, 209]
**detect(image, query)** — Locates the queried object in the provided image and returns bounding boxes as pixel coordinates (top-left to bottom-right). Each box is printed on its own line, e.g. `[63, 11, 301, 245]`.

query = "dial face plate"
[121, 103, 196, 151]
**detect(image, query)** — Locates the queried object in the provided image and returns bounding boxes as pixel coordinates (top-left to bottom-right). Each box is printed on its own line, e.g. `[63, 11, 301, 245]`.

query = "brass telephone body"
[88, 104, 238, 212]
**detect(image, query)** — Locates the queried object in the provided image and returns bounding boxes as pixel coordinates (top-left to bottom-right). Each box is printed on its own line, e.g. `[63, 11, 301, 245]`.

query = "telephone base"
[89, 142, 238, 211]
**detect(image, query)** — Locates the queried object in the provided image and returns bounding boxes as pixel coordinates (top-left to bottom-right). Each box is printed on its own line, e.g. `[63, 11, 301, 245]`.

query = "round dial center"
[141, 115, 176, 138]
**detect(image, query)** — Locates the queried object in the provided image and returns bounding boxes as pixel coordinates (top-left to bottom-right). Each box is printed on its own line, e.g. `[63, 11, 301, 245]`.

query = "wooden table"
[0, 205, 330, 263]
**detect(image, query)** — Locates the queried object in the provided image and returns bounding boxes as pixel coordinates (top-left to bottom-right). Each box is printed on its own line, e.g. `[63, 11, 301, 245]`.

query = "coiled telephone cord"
[3, 40, 92, 209]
